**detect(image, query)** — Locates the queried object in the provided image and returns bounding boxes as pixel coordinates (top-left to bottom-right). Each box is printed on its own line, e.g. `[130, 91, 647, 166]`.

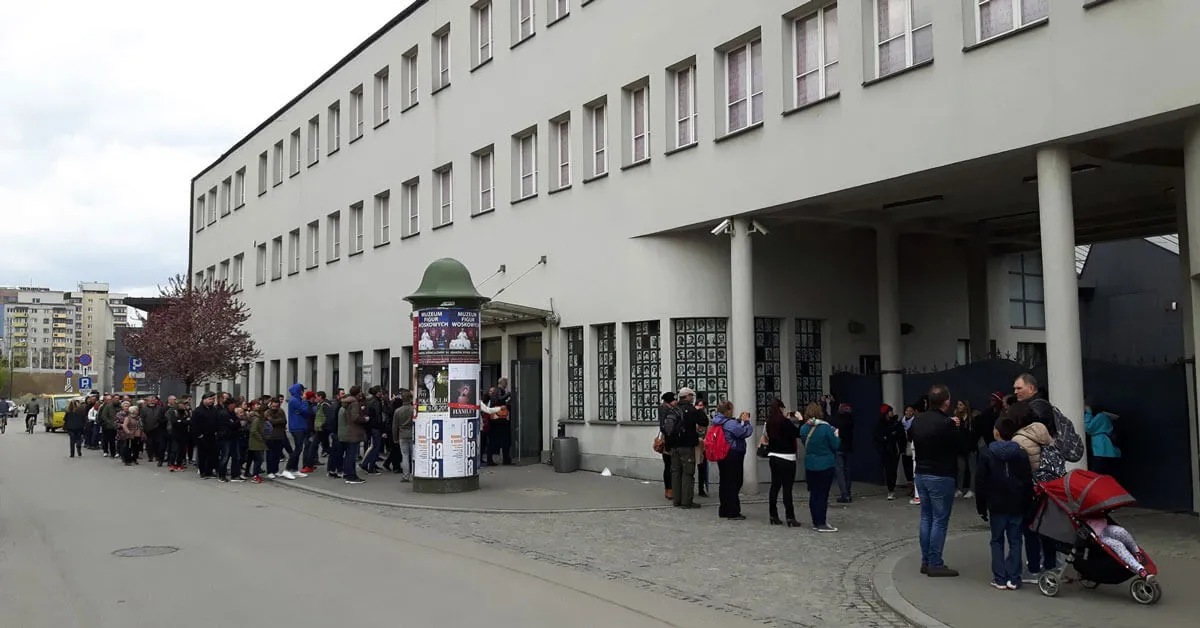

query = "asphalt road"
[0, 431, 763, 628]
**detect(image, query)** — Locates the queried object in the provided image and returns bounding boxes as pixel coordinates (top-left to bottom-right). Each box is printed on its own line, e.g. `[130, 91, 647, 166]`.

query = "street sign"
[64, 378, 73, 393]
[79, 354, 92, 367]
[65, 370, 73, 379]
[129, 372, 145, 379]
[128, 357, 144, 373]
[122, 375, 137, 393]
[79, 377, 93, 390]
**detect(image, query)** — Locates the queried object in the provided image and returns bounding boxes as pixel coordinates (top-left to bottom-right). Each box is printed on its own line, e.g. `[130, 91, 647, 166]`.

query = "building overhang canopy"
[480, 301, 557, 328]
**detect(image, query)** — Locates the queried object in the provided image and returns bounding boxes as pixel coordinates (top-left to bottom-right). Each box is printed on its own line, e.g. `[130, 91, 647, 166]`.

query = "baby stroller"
[1029, 469, 1162, 604]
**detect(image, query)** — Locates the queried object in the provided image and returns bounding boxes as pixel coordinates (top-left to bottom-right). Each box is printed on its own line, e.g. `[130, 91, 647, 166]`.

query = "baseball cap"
[677, 387, 695, 398]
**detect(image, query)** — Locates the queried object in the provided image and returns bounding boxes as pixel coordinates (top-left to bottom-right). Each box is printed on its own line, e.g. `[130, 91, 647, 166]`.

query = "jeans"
[238, 437, 250, 476]
[342, 441, 362, 480]
[958, 451, 976, 492]
[266, 439, 284, 475]
[397, 438, 414, 479]
[286, 430, 309, 471]
[327, 439, 344, 475]
[196, 436, 218, 477]
[670, 446, 697, 506]
[303, 431, 320, 468]
[915, 474, 957, 567]
[170, 435, 189, 467]
[990, 514, 1024, 585]
[362, 430, 383, 471]
[834, 451, 853, 499]
[217, 439, 233, 478]
[806, 467, 835, 527]
[68, 429, 84, 456]
[716, 450, 745, 517]
[768, 456, 797, 521]
[661, 453, 672, 490]
[249, 450, 265, 476]
[102, 428, 117, 457]
[1023, 527, 1058, 573]
[146, 427, 166, 462]
[697, 454, 709, 494]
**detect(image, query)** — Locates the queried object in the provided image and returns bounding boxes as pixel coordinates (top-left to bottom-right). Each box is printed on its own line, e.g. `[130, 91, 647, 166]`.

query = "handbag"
[756, 433, 770, 459]
[652, 432, 666, 454]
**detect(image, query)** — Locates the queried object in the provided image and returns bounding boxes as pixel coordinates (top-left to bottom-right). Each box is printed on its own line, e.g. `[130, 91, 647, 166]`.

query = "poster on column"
[413, 307, 481, 479]
[413, 309, 480, 365]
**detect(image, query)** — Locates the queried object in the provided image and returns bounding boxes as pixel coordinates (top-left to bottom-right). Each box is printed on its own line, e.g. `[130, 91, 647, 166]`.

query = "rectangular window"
[549, 0, 569, 22]
[626, 84, 649, 163]
[256, 243, 267, 285]
[327, 211, 342, 261]
[374, 191, 391, 246]
[327, 101, 341, 153]
[515, 0, 535, 43]
[402, 179, 420, 236]
[472, 148, 495, 215]
[1008, 252, 1046, 329]
[349, 203, 364, 254]
[218, 259, 230, 285]
[435, 167, 453, 226]
[977, 0, 1048, 41]
[956, 339, 971, 365]
[587, 103, 607, 177]
[552, 117, 570, 189]
[673, 66, 697, 148]
[273, 141, 284, 185]
[673, 318, 728, 408]
[307, 116, 320, 165]
[596, 324, 616, 421]
[754, 318, 782, 421]
[628, 321, 661, 423]
[794, 4, 839, 107]
[350, 85, 365, 140]
[271, 236, 283, 280]
[725, 39, 763, 133]
[288, 229, 300, 274]
[565, 327, 584, 420]
[258, 151, 269, 194]
[515, 130, 538, 199]
[875, 0, 933, 77]
[220, 178, 231, 215]
[434, 29, 450, 91]
[1016, 342, 1047, 367]
[194, 196, 206, 231]
[402, 49, 419, 109]
[374, 67, 390, 125]
[306, 221, 320, 268]
[232, 253, 244, 290]
[289, 129, 301, 175]
[207, 187, 217, 223]
[795, 318, 823, 406]
[473, 1, 493, 66]
[234, 168, 246, 207]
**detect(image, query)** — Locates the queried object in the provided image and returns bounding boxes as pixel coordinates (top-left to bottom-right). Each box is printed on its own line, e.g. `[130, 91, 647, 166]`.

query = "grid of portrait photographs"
[672, 317, 728, 407]
[754, 317, 782, 421]
[566, 327, 585, 420]
[795, 318, 824, 407]
[596, 324, 617, 421]
[628, 320, 661, 422]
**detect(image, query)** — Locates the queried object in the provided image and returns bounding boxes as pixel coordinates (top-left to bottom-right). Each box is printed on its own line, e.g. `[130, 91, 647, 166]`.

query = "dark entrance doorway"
[511, 334, 543, 463]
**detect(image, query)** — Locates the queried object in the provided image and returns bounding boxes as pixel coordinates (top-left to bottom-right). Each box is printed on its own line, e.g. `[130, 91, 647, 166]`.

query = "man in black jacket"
[832, 403, 856, 503]
[669, 388, 708, 509]
[360, 387, 385, 475]
[191, 392, 221, 479]
[909, 384, 961, 578]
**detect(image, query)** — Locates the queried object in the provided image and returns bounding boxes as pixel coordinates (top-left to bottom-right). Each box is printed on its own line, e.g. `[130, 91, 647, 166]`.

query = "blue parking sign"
[128, 358, 143, 373]
[79, 377, 93, 390]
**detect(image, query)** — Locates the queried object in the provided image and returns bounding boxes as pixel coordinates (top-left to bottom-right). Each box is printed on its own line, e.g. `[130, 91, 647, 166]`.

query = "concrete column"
[1035, 146, 1086, 467]
[730, 218, 758, 493]
[967, 225, 991, 361]
[876, 225, 903, 412]
[1182, 121, 1200, 513]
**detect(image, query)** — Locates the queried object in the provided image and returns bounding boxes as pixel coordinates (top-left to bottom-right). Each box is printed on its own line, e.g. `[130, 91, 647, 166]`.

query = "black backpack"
[661, 407, 687, 444]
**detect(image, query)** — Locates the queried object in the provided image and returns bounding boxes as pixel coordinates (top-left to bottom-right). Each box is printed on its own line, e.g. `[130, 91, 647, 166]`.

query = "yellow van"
[40, 394, 76, 432]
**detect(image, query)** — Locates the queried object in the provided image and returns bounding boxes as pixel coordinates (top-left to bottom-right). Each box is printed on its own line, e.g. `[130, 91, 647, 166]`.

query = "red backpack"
[704, 424, 730, 462]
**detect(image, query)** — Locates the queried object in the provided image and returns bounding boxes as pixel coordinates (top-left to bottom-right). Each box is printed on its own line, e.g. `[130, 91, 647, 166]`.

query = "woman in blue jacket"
[800, 401, 842, 532]
[711, 400, 755, 520]
[1084, 405, 1121, 477]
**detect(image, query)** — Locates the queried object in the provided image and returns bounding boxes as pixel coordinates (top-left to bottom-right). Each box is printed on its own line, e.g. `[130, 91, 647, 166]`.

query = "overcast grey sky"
[0, 0, 415, 296]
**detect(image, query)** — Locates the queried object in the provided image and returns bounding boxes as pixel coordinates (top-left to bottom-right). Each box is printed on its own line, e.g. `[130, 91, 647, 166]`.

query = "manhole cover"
[507, 488, 565, 497]
[111, 546, 179, 558]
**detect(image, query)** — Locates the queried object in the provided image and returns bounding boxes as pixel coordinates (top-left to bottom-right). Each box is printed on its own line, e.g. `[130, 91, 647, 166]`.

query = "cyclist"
[25, 399, 40, 434]
[0, 398, 9, 433]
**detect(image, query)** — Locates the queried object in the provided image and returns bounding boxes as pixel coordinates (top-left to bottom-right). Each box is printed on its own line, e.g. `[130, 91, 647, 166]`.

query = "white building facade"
[190, 0, 1200, 498]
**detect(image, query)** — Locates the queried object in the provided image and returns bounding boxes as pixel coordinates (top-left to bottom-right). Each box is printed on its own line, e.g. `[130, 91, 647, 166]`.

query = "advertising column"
[412, 308, 482, 490]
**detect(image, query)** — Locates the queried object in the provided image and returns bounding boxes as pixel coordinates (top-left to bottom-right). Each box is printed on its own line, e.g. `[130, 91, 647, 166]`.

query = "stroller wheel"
[1038, 572, 1061, 597]
[1080, 580, 1100, 590]
[1129, 578, 1162, 605]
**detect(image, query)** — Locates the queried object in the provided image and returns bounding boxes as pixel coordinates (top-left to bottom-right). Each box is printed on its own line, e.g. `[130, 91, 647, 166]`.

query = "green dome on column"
[405, 258, 491, 310]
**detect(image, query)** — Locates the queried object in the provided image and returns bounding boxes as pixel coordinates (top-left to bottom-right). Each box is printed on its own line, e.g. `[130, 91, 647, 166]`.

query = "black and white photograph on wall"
[673, 317, 729, 408]
[755, 318, 782, 421]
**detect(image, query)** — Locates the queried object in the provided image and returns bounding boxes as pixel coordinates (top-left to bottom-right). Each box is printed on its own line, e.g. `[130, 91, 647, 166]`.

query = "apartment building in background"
[188, 1, 1200, 491]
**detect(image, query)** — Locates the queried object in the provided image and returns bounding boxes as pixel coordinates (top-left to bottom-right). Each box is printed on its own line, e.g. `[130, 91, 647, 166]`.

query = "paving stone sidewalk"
[277, 467, 993, 627]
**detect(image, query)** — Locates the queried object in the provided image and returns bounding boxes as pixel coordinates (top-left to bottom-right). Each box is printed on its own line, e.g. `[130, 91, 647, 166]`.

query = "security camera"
[710, 219, 733, 236]
[750, 220, 769, 236]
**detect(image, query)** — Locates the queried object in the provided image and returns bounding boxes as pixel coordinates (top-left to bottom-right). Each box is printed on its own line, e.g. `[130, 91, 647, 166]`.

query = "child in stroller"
[1029, 469, 1162, 605]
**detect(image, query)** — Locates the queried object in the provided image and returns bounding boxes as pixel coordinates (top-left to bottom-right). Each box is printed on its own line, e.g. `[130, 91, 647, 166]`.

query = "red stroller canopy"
[1041, 469, 1136, 516]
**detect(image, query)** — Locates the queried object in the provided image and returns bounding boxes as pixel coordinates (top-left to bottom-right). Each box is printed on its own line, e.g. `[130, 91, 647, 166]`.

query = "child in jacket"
[975, 415, 1033, 590]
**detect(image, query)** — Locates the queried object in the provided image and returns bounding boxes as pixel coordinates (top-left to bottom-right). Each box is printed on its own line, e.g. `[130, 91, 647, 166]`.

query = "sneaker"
[964, 490, 975, 499]
[366, 469, 382, 476]
[252, 476, 264, 483]
[926, 565, 960, 578]
[281, 470, 297, 480]
[345, 478, 365, 485]
[990, 582, 1008, 590]
[1006, 581, 1019, 590]
[301, 467, 315, 474]
[836, 497, 851, 504]
[910, 497, 921, 505]
[1021, 571, 1041, 585]
[294, 471, 308, 478]
[218, 477, 230, 483]
[887, 492, 895, 501]
[328, 472, 342, 479]
[814, 524, 838, 533]
[954, 490, 963, 498]
[267, 473, 277, 479]
[231, 477, 246, 483]
[169, 466, 177, 473]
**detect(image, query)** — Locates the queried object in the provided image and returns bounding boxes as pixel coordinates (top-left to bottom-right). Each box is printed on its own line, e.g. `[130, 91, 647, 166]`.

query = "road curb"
[873, 533, 985, 628]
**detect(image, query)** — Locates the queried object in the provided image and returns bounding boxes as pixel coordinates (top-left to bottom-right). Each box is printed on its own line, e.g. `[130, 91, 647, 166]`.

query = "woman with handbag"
[762, 398, 802, 526]
[800, 401, 841, 532]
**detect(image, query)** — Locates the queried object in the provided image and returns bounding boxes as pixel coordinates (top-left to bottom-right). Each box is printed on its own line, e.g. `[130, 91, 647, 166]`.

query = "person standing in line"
[326, 392, 346, 479]
[392, 391, 415, 482]
[168, 397, 191, 471]
[832, 403, 856, 503]
[191, 392, 221, 479]
[694, 398, 711, 498]
[301, 390, 320, 474]
[263, 397, 288, 479]
[140, 396, 165, 465]
[901, 404, 919, 503]
[669, 387, 707, 509]
[314, 391, 335, 462]
[100, 395, 120, 457]
[656, 392, 680, 501]
[118, 405, 144, 466]
[975, 414, 1033, 591]
[875, 404, 907, 501]
[909, 384, 962, 578]
[489, 379, 513, 465]
[338, 386, 367, 484]
[236, 404, 252, 479]
[764, 399, 801, 526]
[282, 383, 312, 480]
[215, 397, 241, 482]
[800, 401, 840, 532]
[248, 402, 268, 483]
[710, 400, 754, 520]
[360, 386, 385, 475]
[63, 400, 87, 458]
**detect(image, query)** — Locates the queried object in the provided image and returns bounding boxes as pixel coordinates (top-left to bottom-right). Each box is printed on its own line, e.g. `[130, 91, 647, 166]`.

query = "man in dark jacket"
[392, 392, 415, 481]
[909, 384, 961, 578]
[832, 404, 856, 503]
[338, 386, 367, 484]
[167, 397, 191, 470]
[360, 386, 385, 475]
[975, 415, 1033, 590]
[215, 397, 241, 482]
[141, 396, 167, 465]
[191, 392, 221, 479]
[99, 396, 120, 457]
[669, 388, 707, 509]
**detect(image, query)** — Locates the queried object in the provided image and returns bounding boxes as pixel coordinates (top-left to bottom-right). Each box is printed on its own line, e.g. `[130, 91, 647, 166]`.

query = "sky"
[0, 0, 416, 297]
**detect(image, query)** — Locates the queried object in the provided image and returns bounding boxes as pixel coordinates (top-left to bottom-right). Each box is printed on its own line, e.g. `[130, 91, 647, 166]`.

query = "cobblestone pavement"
[313, 481, 992, 627]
